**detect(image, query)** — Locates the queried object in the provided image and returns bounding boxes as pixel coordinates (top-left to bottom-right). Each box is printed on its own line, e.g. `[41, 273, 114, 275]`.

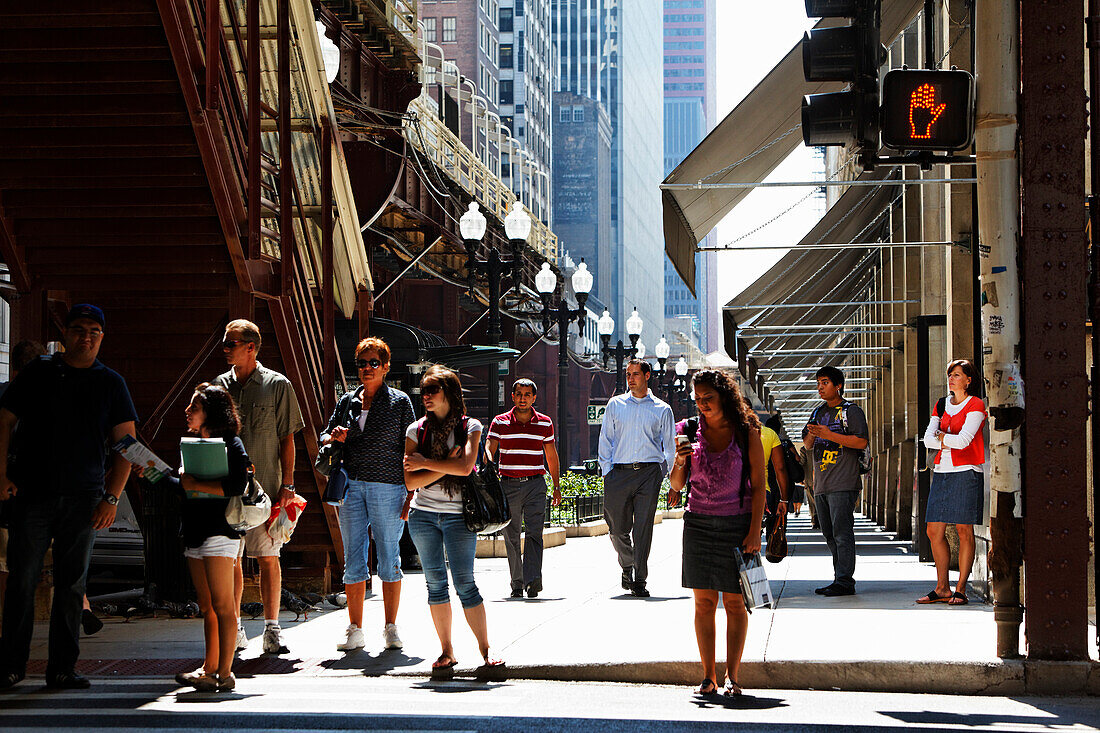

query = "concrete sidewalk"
[20, 514, 1100, 695]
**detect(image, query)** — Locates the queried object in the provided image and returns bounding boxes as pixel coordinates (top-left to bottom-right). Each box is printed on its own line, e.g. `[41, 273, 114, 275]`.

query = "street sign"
[880, 68, 975, 151]
[587, 404, 606, 425]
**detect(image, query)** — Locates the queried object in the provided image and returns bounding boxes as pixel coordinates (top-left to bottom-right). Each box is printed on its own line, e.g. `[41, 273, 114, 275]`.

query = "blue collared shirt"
[597, 390, 676, 476]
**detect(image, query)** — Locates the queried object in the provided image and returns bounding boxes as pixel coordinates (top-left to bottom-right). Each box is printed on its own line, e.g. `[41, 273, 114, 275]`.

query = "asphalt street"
[1, 676, 1098, 732]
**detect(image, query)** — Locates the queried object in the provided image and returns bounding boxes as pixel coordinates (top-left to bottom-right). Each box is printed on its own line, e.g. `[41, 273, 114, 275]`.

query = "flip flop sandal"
[948, 591, 969, 605]
[723, 680, 743, 697]
[916, 590, 950, 604]
[697, 678, 717, 695]
[432, 654, 458, 670]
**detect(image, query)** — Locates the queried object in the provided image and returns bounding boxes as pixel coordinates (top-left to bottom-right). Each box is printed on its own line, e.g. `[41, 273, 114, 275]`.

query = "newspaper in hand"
[112, 435, 172, 484]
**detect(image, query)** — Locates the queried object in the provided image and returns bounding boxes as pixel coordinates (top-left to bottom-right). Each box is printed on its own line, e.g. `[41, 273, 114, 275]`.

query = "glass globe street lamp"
[599, 308, 644, 394]
[535, 258, 593, 467]
[460, 200, 528, 421]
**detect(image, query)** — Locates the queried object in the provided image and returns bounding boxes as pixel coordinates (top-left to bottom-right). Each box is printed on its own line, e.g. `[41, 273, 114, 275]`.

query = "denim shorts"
[338, 480, 408, 584]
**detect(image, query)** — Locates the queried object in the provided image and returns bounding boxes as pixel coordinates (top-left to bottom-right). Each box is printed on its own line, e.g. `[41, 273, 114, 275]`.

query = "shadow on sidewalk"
[318, 648, 425, 675]
[690, 692, 787, 711]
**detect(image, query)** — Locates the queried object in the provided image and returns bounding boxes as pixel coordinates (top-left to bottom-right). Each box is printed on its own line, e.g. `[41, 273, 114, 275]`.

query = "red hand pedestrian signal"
[908, 83, 947, 140]
[882, 69, 974, 151]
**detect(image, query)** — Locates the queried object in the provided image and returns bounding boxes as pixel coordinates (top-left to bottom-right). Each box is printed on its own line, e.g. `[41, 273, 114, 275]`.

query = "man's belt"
[613, 462, 660, 471]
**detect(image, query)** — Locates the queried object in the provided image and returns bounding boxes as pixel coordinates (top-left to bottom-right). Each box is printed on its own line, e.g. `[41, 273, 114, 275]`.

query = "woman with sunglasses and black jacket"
[320, 337, 415, 653]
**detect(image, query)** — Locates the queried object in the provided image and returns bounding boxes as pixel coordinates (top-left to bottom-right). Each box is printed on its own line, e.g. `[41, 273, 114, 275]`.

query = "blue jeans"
[816, 490, 859, 591]
[407, 508, 482, 609]
[337, 480, 407, 584]
[0, 492, 99, 676]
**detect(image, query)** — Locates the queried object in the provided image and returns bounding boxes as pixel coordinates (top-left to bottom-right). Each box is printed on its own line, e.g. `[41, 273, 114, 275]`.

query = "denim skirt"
[926, 470, 985, 525]
[682, 511, 752, 595]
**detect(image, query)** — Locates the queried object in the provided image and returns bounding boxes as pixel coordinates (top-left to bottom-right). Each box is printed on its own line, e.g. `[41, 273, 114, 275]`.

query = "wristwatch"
[102, 494, 119, 506]
[280, 484, 295, 493]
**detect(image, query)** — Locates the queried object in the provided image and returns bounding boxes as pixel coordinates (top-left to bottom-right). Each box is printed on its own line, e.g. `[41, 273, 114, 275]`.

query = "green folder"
[180, 438, 228, 499]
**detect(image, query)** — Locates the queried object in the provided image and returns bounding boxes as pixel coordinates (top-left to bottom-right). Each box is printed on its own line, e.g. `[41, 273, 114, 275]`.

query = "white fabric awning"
[661, 0, 922, 294]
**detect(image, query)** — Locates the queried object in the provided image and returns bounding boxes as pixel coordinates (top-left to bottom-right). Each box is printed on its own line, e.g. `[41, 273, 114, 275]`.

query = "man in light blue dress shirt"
[597, 360, 676, 597]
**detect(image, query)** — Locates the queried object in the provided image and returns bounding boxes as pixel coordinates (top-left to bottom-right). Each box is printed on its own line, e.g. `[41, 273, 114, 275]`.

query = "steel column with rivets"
[1019, 0, 1091, 660]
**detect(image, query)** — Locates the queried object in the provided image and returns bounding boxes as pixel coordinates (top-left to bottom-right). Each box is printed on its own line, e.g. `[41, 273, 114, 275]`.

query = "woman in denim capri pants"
[403, 365, 503, 673]
[320, 337, 415, 652]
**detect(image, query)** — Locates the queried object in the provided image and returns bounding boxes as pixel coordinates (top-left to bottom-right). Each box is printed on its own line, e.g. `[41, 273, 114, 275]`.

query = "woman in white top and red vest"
[918, 359, 987, 606]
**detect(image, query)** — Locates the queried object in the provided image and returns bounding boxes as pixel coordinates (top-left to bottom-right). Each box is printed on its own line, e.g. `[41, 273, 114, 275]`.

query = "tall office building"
[498, 0, 554, 220]
[420, 0, 552, 219]
[552, 0, 665, 347]
[662, 0, 718, 352]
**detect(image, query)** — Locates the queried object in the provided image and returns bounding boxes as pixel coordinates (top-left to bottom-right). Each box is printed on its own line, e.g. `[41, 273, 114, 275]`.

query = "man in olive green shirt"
[216, 319, 304, 654]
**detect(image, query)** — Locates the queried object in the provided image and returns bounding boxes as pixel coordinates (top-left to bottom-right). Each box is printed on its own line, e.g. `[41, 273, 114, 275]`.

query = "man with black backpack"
[801, 366, 869, 597]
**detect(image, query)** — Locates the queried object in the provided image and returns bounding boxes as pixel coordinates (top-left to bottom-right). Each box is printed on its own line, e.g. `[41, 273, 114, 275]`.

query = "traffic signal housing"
[801, 0, 886, 161]
[880, 69, 975, 151]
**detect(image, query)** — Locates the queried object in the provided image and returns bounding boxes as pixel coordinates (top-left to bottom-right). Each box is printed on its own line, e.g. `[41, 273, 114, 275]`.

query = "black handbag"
[322, 465, 349, 507]
[460, 461, 511, 535]
[315, 394, 352, 477]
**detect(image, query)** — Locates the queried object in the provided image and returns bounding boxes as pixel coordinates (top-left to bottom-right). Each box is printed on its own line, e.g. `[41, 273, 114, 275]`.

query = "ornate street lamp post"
[535, 260, 593, 467]
[651, 336, 671, 397]
[599, 308, 644, 393]
[460, 201, 527, 422]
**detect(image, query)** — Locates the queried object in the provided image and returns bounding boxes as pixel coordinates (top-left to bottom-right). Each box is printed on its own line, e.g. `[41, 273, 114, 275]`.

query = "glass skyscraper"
[662, 0, 718, 351]
[552, 0, 665, 348]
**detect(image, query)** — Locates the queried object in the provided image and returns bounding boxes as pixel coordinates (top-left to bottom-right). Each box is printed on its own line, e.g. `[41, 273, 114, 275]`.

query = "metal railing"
[408, 96, 558, 264]
[545, 491, 605, 527]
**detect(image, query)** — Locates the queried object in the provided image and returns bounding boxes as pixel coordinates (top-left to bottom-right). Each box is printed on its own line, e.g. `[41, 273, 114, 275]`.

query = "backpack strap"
[416, 419, 428, 454]
[934, 395, 947, 418]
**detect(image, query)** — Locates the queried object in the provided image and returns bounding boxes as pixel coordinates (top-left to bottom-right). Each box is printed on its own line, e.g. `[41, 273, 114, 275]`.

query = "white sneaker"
[383, 622, 403, 650]
[235, 626, 248, 651]
[336, 624, 365, 651]
[262, 624, 288, 654]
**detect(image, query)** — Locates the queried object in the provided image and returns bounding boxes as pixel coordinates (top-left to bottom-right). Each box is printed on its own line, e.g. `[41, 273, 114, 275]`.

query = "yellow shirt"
[760, 426, 781, 493]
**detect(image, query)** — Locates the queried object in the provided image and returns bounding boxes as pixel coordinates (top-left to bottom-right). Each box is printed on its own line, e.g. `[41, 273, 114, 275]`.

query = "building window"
[573, 106, 584, 122]
[515, 0, 524, 16]
[517, 31, 525, 72]
[442, 17, 456, 43]
[500, 6, 513, 32]
[423, 17, 437, 43]
[499, 43, 513, 68]
[560, 106, 570, 123]
[515, 103, 525, 114]
[500, 79, 514, 105]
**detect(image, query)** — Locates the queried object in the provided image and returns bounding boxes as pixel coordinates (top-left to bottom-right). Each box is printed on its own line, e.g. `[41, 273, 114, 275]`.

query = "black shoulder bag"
[421, 417, 511, 534]
[315, 394, 352, 477]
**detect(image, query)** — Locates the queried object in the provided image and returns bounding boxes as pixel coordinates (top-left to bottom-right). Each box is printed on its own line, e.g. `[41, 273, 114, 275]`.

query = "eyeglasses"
[222, 339, 246, 350]
[355, 358, 382, 369]
[421, 385, 442, 396]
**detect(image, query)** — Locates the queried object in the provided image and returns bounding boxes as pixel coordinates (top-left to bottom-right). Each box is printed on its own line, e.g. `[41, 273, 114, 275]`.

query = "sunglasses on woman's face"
[355, 358, 382, 370]
[421, 385, 442, 396]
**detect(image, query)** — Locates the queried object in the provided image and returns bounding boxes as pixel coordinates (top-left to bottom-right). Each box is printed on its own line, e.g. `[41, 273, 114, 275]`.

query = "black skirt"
[682, 511, 753, 594]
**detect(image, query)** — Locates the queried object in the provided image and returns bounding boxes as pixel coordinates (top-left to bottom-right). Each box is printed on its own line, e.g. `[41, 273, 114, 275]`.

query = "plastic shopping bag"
[267, 493, 308, 544]
[734, 549, 773, 613]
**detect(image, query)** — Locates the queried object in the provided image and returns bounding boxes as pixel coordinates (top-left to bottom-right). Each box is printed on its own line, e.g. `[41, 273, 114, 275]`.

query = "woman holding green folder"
[140, 383, 250, 692]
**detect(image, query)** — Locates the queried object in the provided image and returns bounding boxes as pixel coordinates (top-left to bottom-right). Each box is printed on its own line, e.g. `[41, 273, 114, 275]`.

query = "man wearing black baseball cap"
[0, 304, 138, 690]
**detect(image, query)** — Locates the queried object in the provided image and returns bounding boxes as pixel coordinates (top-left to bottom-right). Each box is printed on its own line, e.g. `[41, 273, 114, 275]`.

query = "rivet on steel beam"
[1060, 350, 1069, 360]
[1045, 439, 1055, 447]
[1059, 84, 1067, 92]
[1044, 84, 1053, 93]
[1044, 380, 1054, 388]
[1046, 469, 1055, 477]
[1043, 54, 1053, 62]
[1045, 351, 1054, 360]
[1043, 169, 1053, 178]
[1047, 529, 1056, 538]
[1061, 439, 1070, 447]
[1044, 261, 1053, 270]
[1044, 291, 1053, 300]
[1060, 232, 1069, 240]
[1044, 409, 1054, 418]
[1059, 290, 1068, 298]
[1062, 501, 1070, 508]
[1046, 560, 1055, 569]
[1044, 230, 1054, 239]
[1043, 203, 1053, 211]
[1058, 53, 1067, 63]
[1046, 499, 1056, 507]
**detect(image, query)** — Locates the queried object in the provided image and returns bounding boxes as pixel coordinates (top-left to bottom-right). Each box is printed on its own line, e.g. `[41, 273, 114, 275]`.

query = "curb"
[394, 659, 1100, 697]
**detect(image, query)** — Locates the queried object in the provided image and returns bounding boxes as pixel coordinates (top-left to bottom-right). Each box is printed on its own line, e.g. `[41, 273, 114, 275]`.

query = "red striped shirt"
[488, 408, 555, 478]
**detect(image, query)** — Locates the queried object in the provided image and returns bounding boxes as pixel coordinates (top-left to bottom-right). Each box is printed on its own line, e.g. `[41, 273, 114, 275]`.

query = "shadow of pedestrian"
[690, 693, 787, 711]
[316, 649, 425, 675]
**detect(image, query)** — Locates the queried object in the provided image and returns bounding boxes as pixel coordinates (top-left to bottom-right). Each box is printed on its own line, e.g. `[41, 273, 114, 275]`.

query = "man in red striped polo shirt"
[486, 379, 561, 599]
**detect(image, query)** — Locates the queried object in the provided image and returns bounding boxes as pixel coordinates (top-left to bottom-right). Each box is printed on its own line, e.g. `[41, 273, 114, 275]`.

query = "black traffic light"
[801, 0, 886, 161]
[880, 69, 975, 151]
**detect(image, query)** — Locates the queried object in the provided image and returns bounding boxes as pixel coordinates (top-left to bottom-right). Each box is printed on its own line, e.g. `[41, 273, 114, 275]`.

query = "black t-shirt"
[171, 435, 250, 548]
[0, 354, 139, 495]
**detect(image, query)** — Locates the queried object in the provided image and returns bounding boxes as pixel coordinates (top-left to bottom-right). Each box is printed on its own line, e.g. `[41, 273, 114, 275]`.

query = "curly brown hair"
[690, 369, 760, 438]
[191, 382, 242, 439]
